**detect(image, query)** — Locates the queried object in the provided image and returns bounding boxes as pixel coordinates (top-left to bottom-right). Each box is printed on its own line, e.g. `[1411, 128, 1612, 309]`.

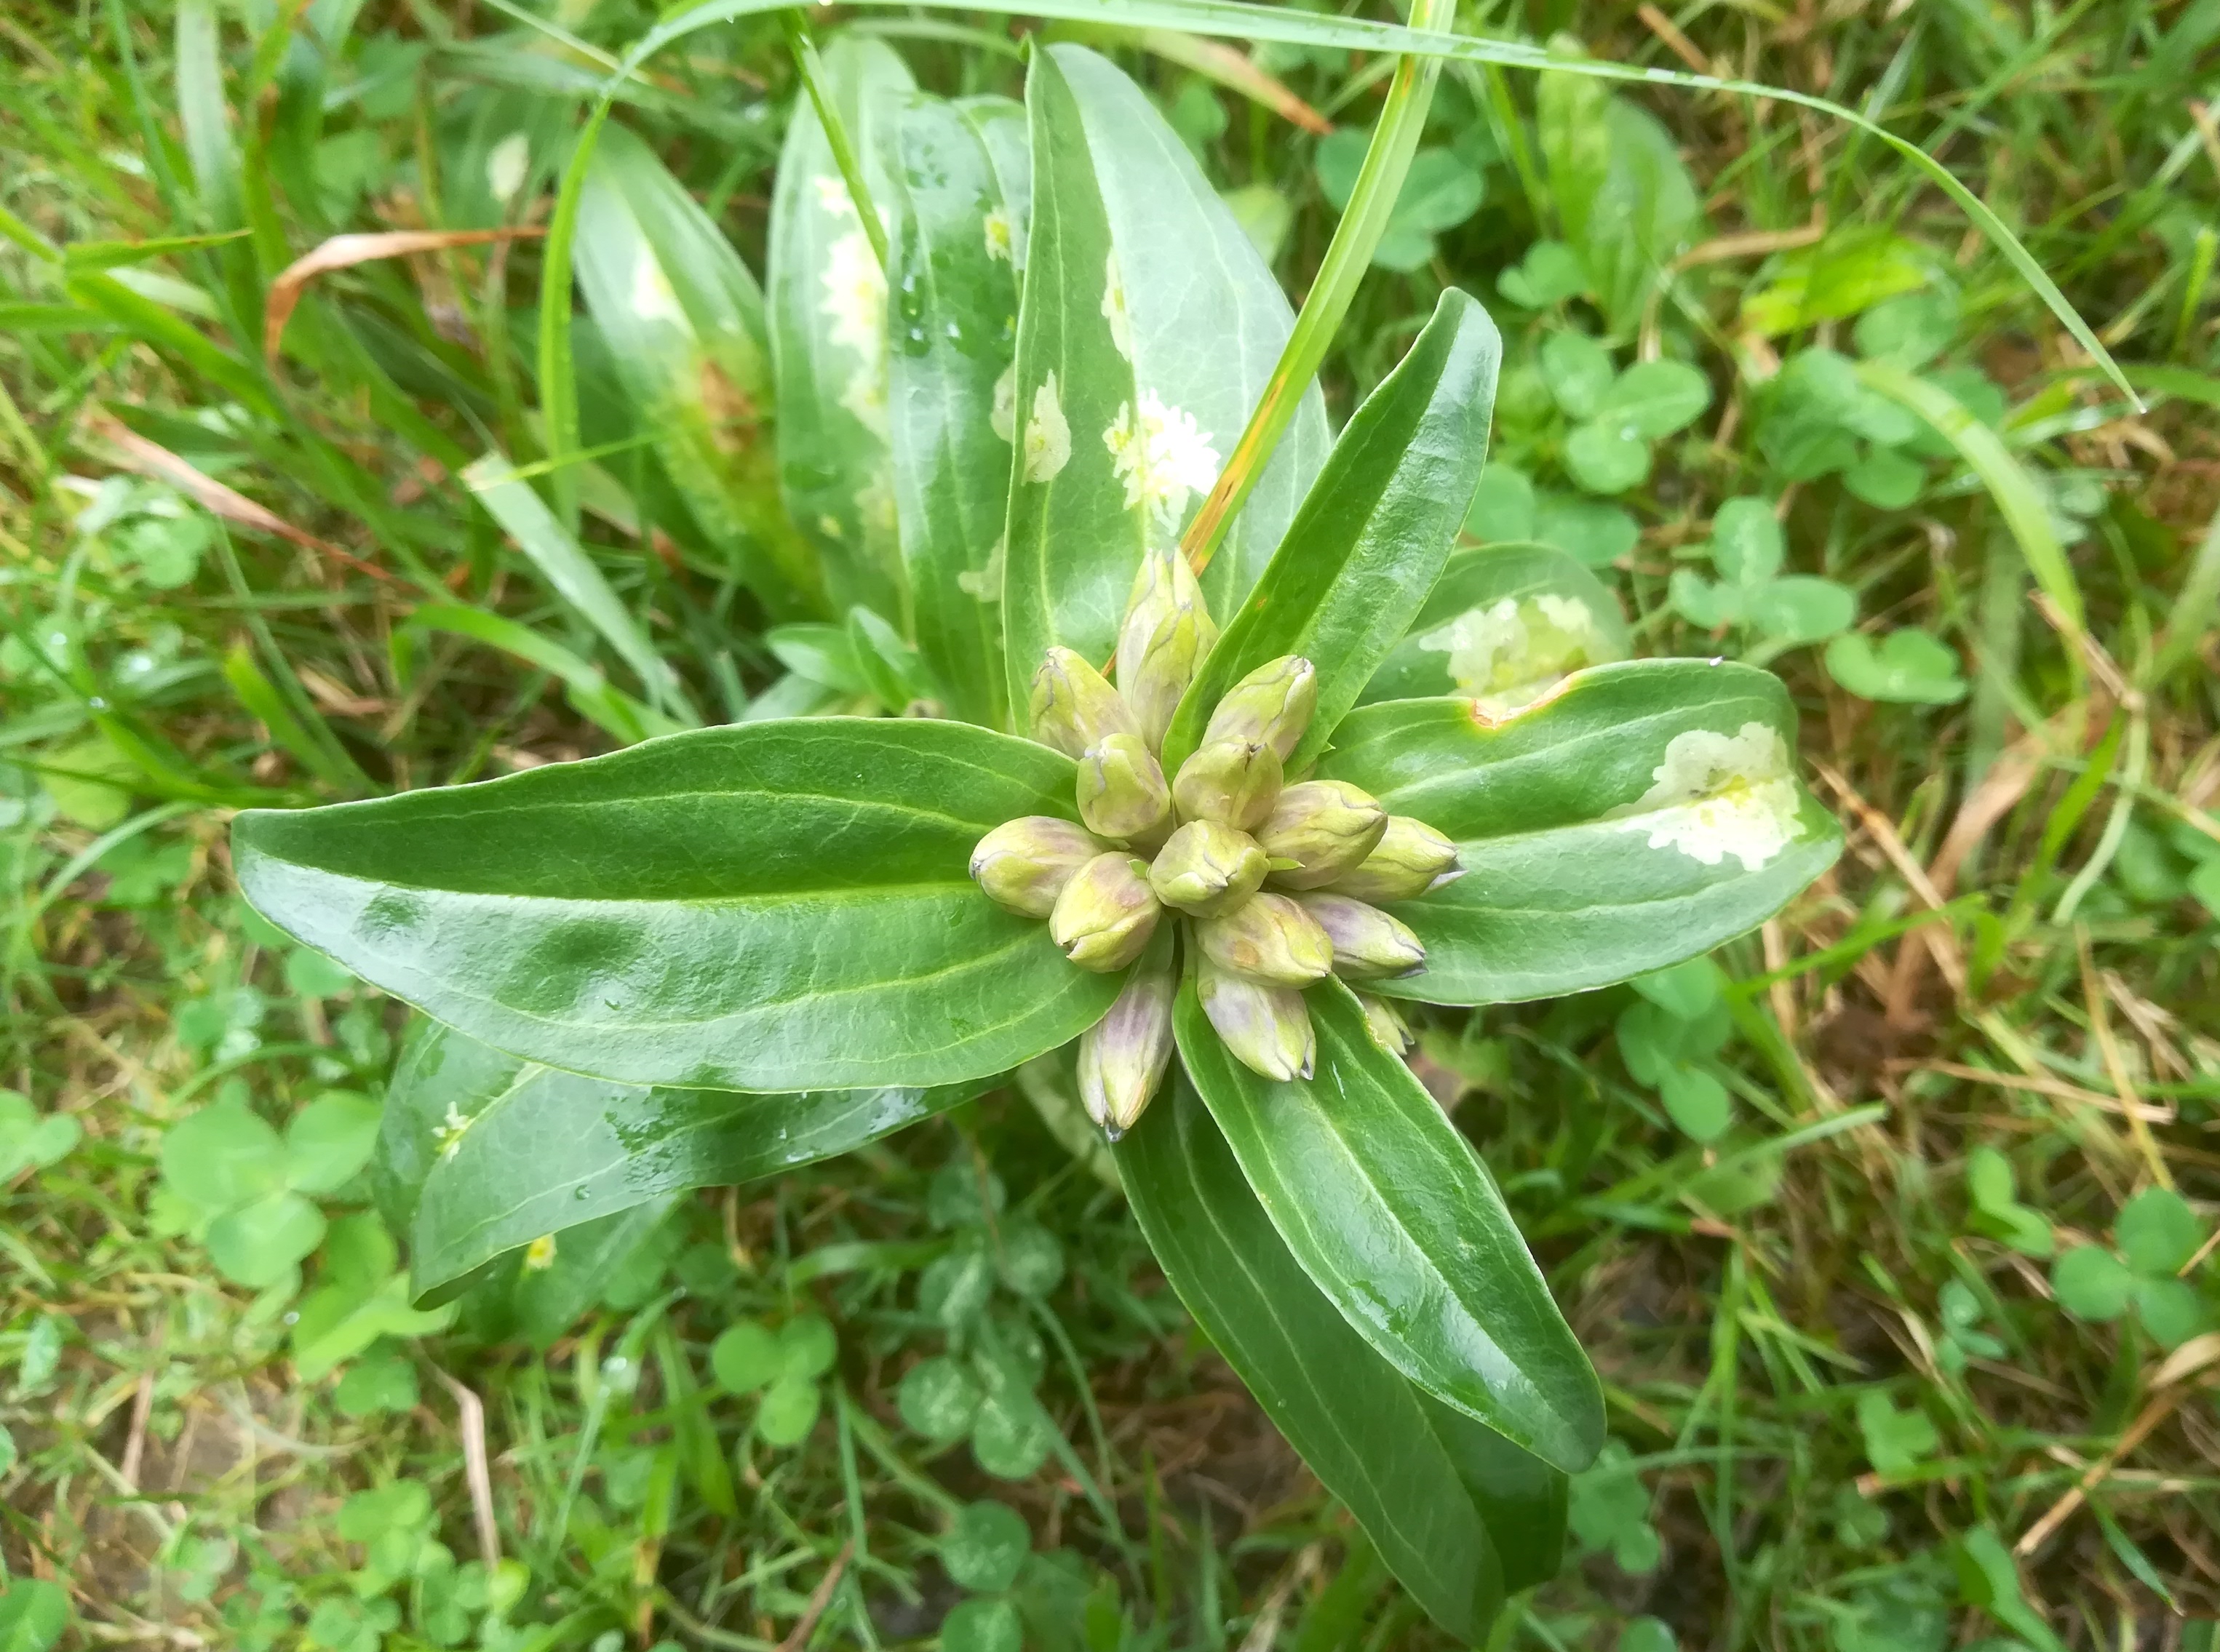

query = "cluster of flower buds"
[968, 548, 1463, 1136]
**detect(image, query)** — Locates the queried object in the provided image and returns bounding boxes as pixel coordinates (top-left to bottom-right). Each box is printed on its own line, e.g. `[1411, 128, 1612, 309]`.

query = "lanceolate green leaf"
[768, 34, 915, 619]
[575, 122, 821, 618]
[379, 1019, 985, 1295]
[1360, 540, 1628, 706]
[1118, 1072, 1509, 1640]
[1002, 43, 1328, 719]
[1163, 288, 1499, 774]
[234, 719, 1123, 1092]
[882, 94, 1024, 727]
[1319, 661, 1842, 1003]
[1174, 974, 1604, 1472]
[1416, 1392, 1569, 1593]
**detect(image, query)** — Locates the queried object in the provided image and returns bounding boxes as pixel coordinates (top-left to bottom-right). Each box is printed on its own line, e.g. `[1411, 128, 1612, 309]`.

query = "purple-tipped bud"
[1294, 893, 1427, 978]
[1257, 781, 1388, 890]
[1196, 892, 1334, 987]
[1196, 957, 1314, 1082]
[1201, 655, 1317, 763]
[1171, 738, 1282, 831]
[1355, 991, 1415, 1056]
[1078, 952, 1175, 1138]
[1148, 820, 1268, 917]
[1075, 733, 1171, 845]
[1117, 549, 1217, 752]
[970, 816, 1104, 918]
[1327, 816, 1463, 904]
[1049, 853, 1160, 972]
[1030, 645, 1139, 759]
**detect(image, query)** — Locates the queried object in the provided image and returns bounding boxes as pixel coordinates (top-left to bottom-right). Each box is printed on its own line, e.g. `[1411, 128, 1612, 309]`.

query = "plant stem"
[1179, 0, 1455, 578]
[783, 10, 888, 270]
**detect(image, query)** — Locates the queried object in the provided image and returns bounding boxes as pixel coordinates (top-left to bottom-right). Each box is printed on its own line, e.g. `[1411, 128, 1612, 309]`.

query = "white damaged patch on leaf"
[958, 535, 1005, 602]
[629, 246, 684, 325]
[819, 202, 889, 436]
[1022, 372, 1072, 482]
[1420, 594, 1607, 717]
[1614, 722, 1802, 871]
[990, 364, 1016, 443]
[1104, 391, 1219, 525]
[984, 209, 1015, 265]
[1102, 250, 1134, 361]
[432, 1101, 472, 1162]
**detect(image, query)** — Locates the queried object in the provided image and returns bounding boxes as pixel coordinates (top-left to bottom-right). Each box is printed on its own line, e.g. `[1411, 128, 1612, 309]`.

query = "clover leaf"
[1497, 240, 1590, 309]
[712, 1313, 838, 1445]
[1567, 1439, 1661, 1574]
[1963, 1146, 2053, 1258]
[1825, 629, 1968, 705]
[1855, 1390, 1938, 1477]
[1543, 335, 1711, 495]
[0, 1092, 80, 1183]
[1315, 133, 1484, 271]
[1671, 497, 1855, 654]
[1617, 959, 1735, 1144]
[2050, 1188, 2213, 1350]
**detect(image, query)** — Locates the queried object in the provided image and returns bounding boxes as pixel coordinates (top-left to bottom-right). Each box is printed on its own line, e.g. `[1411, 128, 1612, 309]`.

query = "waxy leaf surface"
[768, 34, 915, 618]
[235, 719, 1122, 1092]
[378, 1019, 982, 1295]
[1174, 975, 1604, 1472]
[1001, 44, 1327, 718]
[1164, 288, 1498, 773]
[1361, 540, 1628, 706]
[883, 95, 1023, 727]
[1320, 660, 1842, 1002]
[1118, 1071, 1508, 1637]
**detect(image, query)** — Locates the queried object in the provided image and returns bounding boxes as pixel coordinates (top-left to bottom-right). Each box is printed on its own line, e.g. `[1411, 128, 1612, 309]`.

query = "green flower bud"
[1117, 548, 1217, 752]
[1355, 991, 1415, 1056]
[1201, 654, 1317, 763]
[1075, 733, 1171, 845]
[1293, 893, 1426, 978]
[1196, 957, 1314, 1082]
[1077, 951, 1174, 1138]
[970, 815, 1104, 918]
[1327, 815, 1464, 904]
[1171, 738, 1282, 831]
[1256, 781, 1388, 890]
[1030, 645, 1139, 759]
[1049, 853, 1161, 972]
[1196, 892, 1334, 987]
[1147, 820, 1268, 917]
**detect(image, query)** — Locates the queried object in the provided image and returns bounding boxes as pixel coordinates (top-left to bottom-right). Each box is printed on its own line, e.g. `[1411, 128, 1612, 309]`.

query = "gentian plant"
[234, 33, 1846, 1635]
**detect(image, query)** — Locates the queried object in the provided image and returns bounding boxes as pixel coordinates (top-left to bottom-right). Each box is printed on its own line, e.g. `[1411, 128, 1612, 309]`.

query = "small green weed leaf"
[1629, 957, 1720, 1021]
[0, 1094, 80, 1180]
[2116, 1186, 2201, 1277]
[1855, 1390, 1938, 1477]
[235, 720, 1123, 1093]
[285, 1091, 381, 1194]
[1855, 290, 1958, 368]
[1825, 629, 1968, 705]
[928, 1160, 1008, 1230]
[766, 623, 870, 693]
[1668, 570, 1747, 631]
[206, 1191, 325, 1288]
[41, 734, 135, 830]
[920, 1248, 996, 1328]
[1742, 231, 1932, 335]
[1563, 419, 1650, 494]
[1618, 1619, 1676, 1652]
[944, 1500, 1031, 1592]
[971, 1389, 1055, 1480]
[995, 1222, 1065, 1298]
[942, 1597, 1024, 1652]
[1163, 287, 1499, 773]
[1711, 498, 1784, 586]
[1497, 241, 1588, 308]
[1321, 662, 1842, 1002]
[1536, 57, 1700, 330]
[1540, 331, 1614, 421]
[778, 1314, 838, 1381]
[0, 1579, 68, 1652]
[1659, 1066, 1732, 1143]
[711, 1322, 781, 1394]
[339, 1480, 432, 1544]
[1534, 493, 1639, 566]
[293, 1262, 454, 1381]
[1315, 137, 1484, 271]
[1177, 975, 1603, 1471]
[161, 1098, 287, 1214]
[1567, 1440, 1660, 1574]
[755, 1372, 823, 1445]
[1749, 576, 1856, 645]
[1953, 1525, 2070, 1652]
[2132, 1277, 2208, 1350]
[1615, 1002, 1681, 1088]
[1842, 447, 1925, 509]
[1463, 463, 1536, 540]
[899, 1354, 984, 1442]
[2190, 858, 2220, 919]
[1116, 1072, 1521, 1636]
[334, 1349, 418, 1418]
[1965, 1146, 2054, 1258]
[1597, 359, 1711, 439]
[2051, 1245, 2134, 1321]
[282, 947, 354, 998]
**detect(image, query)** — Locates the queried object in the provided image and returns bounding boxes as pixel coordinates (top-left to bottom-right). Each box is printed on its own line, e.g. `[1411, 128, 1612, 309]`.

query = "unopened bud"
[1328, 816, 1463, 904]
[1294, 893, 1426, 978]
[1030, 646, 1138, 759]
[1257, 781, 1388, 890]
[970, 815, 1104, 918]
[1197, 957, 1314, 1082]
[1171, 738, 1281, 831]
[1076, 733, 1171, 845]
[1117, 549, 1217, 752]
[1049, 853, 1161, 972]
[1148, 820, 1268, 917]
[1078, 951, 1174, 1138]
[1197, 892, 1334, 987]
[1201, 655, 1317, 763]
[1355, 991, 1415, 1056]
